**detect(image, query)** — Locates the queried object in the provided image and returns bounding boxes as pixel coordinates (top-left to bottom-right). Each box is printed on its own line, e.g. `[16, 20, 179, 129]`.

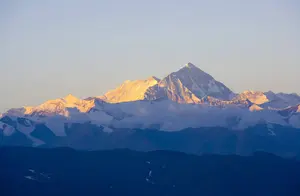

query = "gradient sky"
[1, 0, 299, 112]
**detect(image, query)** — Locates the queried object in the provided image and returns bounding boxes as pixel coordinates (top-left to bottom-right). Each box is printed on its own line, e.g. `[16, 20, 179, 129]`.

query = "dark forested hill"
[0, 147, 300, 196]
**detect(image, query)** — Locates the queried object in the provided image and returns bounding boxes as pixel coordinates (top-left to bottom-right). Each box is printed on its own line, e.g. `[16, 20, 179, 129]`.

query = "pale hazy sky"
[1, 0, 299, 112]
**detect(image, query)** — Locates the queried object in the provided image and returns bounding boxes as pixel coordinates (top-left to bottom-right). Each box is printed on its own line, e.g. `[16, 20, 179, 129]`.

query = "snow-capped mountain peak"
[184, 62, 201, 69]
[185, 62, 195, 67]
[233, 91, 269, 105]
[63, 94, 80, 104]
[176, 62, 213, 79]
[165, 62, 234, 100]
[98, 63, 235, 103]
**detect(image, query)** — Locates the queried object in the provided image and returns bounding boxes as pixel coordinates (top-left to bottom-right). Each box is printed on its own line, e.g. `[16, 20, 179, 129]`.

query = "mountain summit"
[102, 62, 234, 103]
[165, 62, 234, 100]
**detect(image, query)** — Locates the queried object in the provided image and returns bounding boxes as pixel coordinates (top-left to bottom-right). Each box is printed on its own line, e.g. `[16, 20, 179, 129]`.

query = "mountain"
[157, 62, 234, 100]
[104, 63, 234, 103]
[1, 62, 300, 157]
[1, 147, 300, 196]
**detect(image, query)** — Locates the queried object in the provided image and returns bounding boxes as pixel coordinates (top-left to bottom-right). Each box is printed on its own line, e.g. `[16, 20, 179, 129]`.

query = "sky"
[0, 0, 299, 112]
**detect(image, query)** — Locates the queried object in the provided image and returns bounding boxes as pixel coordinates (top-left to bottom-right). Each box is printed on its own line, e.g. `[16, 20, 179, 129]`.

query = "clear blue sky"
[1, 0, 299, 111]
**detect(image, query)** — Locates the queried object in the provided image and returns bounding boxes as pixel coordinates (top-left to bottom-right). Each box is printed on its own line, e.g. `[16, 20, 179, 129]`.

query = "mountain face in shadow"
[0, 147, 299, 196]
[1, 121, 300, 158]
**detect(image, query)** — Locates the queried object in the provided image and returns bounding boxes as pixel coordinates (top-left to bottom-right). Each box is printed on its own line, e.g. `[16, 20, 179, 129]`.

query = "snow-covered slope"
[233, 91, 269, 105]
[3, 94, 98, 119]
[1, 97, 293, 134]
[231, 91, 300, 109]
[0, 116, 45, 146]
[100, 76, 160, 103]
[263, 91, 300, 108]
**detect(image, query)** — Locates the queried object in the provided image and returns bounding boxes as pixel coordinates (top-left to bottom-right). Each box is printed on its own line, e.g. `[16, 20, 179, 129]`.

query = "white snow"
[207, 80, 222, 93]
[28, 169, 36, 173]
[25, 170, 51, 181]
[149, 170, 152, 177]
[40, 172, 51, 179]
[24, 176, 36, 181]
[109, 99, 291, 131]
[14, 120, 46, 146]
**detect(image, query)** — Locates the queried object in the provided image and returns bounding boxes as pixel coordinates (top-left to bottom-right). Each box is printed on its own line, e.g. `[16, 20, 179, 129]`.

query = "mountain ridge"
[1, 62, 300, 155]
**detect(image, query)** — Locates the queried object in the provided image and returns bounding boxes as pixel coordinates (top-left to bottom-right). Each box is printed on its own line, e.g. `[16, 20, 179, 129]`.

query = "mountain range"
[1, 62, 300, 156]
